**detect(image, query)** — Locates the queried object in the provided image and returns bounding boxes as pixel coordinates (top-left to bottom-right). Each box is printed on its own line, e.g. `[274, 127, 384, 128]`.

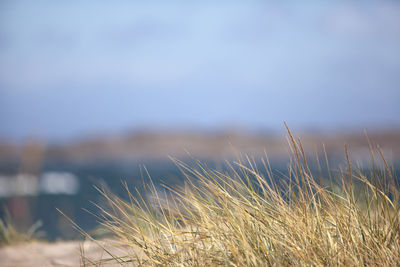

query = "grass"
[0, 211, 43, 246]
[81, 127, 400, 266]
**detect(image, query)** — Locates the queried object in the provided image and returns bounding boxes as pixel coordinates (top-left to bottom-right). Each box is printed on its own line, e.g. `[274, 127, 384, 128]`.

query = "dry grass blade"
[80, 129, 400, 266]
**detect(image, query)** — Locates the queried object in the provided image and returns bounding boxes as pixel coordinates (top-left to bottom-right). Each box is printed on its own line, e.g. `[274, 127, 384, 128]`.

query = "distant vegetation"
[80, 127, 400, 266]
[0, 212, 43, 246]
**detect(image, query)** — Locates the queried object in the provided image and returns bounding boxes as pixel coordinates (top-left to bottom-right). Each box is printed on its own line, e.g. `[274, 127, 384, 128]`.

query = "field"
[72, 127, 400, 266]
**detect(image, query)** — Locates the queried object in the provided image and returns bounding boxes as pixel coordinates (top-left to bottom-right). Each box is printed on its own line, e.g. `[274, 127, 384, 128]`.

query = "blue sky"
[1, 1, 400, 141]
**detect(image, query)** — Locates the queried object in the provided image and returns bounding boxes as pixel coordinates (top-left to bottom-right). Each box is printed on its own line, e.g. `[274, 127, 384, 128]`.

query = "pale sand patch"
[0, 240, 129, 267]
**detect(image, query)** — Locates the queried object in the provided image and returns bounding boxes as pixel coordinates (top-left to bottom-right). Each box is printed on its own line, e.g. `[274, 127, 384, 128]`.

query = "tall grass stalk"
[89, 129, 400, 266]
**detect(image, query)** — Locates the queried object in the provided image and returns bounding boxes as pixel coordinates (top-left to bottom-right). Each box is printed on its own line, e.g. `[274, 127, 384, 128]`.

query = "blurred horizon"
[1, 0, 400, 143]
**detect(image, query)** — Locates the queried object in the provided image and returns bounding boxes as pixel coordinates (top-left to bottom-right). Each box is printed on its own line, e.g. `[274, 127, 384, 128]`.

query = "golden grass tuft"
[0, 213, 43, 246]
[86, 128, 400, 266]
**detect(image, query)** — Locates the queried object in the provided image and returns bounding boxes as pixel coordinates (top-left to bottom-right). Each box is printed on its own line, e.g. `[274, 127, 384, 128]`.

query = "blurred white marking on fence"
[0, 172, 79, 197]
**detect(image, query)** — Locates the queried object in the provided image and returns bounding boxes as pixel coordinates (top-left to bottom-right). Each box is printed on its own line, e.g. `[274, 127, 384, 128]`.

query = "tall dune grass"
[85, 128, 400, 266]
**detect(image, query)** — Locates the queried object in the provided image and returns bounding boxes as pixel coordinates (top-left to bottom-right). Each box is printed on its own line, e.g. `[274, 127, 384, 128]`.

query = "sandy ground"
[0, 240, 128, 267]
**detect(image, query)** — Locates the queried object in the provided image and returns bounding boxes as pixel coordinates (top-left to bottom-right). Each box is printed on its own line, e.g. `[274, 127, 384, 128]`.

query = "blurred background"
[0, 0, 399, 240]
